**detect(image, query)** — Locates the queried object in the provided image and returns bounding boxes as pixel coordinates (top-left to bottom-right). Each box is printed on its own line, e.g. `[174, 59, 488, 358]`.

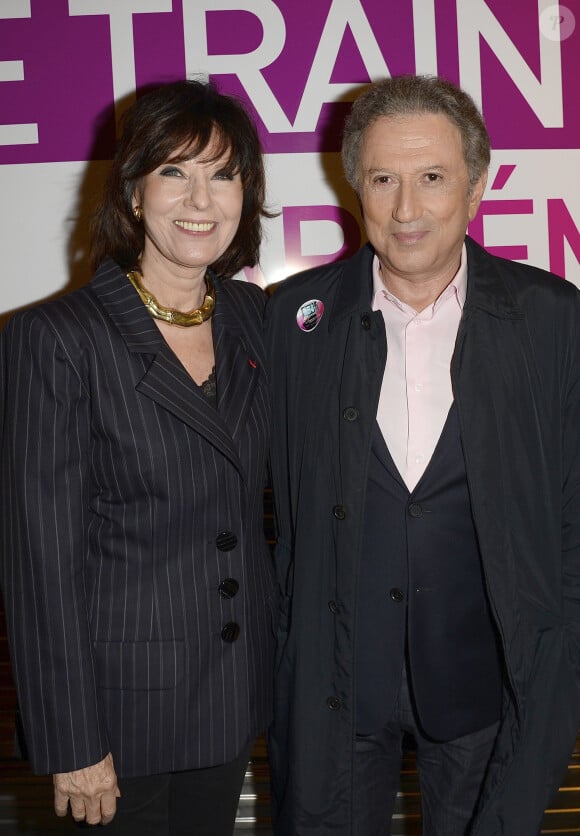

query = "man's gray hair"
[342, 75, 490, 192]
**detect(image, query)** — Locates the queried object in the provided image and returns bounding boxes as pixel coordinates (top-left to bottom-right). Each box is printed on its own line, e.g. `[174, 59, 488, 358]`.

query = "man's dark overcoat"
[265, 236, 580, 834]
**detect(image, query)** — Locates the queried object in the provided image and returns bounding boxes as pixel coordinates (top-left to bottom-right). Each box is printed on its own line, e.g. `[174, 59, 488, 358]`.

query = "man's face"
[357, 112, 486, 292]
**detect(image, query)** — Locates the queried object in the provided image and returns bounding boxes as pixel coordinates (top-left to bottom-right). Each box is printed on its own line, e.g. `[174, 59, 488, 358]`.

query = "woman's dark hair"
[91, 79, 269, 277]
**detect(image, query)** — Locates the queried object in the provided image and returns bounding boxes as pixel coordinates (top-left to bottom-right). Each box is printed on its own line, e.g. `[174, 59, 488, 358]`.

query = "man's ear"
[468, 169, 488, 221]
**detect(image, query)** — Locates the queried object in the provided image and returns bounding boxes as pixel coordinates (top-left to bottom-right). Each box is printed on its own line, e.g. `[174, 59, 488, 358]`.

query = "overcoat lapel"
[452, 238, 525, 656]
[89, 261, 247, 475]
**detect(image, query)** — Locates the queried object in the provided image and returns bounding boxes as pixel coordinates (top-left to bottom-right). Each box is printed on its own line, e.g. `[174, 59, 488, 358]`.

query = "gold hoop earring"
[133, 205, 143, 222]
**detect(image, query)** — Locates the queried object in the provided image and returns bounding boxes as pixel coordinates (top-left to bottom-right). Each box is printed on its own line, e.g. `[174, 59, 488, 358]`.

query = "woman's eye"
[159, 166, 182, 177]
[213, 170, 235, 181]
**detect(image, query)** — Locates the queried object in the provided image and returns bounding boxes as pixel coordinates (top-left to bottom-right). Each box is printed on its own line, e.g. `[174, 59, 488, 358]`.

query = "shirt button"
[390, 588, 405, 603]
[218, 578, 240, 599]
[216, 531, 238, 551]
[221, 622, 240, 643]
[326, 696, 341, 711]
[328, 600, 340, 614]
[408, 503, 423, 518]
[414, 383, 423, 392]
[343, 407, 359, 422]
[361, 314, 371, 330]
[333, 505, 346, 520]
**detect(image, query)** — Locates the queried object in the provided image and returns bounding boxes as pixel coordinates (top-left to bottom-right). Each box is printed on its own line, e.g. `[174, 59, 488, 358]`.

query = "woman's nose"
[186, 176, 211, 209]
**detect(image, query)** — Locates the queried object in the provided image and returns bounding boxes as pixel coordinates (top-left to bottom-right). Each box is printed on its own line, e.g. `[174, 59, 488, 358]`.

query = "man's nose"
[392, 181, 420, 223]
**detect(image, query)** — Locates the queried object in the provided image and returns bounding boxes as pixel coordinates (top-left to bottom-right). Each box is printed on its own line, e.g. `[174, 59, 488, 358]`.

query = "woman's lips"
[174, 220, 216, 232]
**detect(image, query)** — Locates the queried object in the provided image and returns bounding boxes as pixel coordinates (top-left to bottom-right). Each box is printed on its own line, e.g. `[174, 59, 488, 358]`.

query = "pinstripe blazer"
[0, 259, 277, 777]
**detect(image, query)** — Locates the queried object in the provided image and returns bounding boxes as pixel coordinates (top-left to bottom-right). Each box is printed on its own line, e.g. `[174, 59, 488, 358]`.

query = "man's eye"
[425, 172, 441, 182]
[373, 175, 391, 185]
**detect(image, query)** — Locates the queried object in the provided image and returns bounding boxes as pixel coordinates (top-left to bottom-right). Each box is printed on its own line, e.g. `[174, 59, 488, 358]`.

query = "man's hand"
[53, 752, 120, 825]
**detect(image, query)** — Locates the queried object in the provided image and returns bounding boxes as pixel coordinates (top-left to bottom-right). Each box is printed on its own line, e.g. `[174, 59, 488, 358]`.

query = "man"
[265, 75, 580, 835]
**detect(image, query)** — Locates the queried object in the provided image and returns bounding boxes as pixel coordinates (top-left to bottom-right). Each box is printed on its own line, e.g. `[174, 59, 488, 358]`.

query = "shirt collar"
[372, 243, 468, 315]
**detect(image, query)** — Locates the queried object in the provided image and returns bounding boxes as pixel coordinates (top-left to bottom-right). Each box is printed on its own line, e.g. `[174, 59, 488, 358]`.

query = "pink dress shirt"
[372, 245, 467, 492]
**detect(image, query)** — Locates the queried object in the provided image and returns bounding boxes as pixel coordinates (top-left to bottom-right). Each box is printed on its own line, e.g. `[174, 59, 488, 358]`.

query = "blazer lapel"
[212, 279, 260, 443]
[90, 260, 244, 475]
[371, 422, 407, 490]
[136, 346, 244, 474]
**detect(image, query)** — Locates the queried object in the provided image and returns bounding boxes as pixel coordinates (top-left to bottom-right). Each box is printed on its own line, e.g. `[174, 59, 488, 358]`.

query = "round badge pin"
[296, 299, 324, 332]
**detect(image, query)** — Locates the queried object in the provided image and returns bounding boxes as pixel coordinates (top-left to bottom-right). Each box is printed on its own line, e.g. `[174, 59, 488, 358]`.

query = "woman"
[0, 80, 277, 834]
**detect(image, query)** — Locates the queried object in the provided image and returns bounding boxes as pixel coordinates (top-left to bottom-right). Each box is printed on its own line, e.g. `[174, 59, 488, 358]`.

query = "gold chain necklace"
[126, 269, 215, 327]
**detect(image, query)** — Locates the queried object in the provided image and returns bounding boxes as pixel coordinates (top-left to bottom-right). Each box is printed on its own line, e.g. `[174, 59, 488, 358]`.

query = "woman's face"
[134, 138, 243, 278]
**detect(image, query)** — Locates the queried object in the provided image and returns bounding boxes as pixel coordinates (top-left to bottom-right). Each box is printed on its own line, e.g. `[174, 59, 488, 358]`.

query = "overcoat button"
[408, 503, 423, 518]
[326, 696, 341, 711]
[343, 407, 359, 422]
[216, 531, 238, 551]
[221, 622, 240, 642]
[328, 600, 340, 614]
[361, 314, 371, 330]
[390, 588, 405, 603]
[218, 578, 240, 599]
[333, 505, 346, 520]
